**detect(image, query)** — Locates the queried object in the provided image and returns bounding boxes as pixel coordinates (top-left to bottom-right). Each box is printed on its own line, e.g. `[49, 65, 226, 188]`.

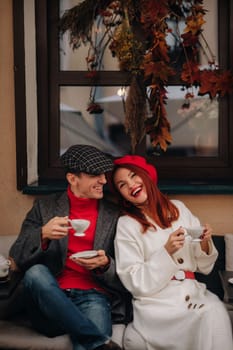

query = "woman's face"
[113, 167, 148, 206]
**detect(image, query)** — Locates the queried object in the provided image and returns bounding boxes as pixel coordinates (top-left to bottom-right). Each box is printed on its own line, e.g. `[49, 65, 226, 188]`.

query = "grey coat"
[9, 191, 132, 324]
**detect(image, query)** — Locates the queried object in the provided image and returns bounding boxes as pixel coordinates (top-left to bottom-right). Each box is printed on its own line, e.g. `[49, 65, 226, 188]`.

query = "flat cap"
[60, 144, 113, 175]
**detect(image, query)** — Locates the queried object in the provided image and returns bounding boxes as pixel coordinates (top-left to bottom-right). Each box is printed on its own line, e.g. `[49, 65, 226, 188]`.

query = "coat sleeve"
[172, 200, 218, 275]
[114, 217, 179, 298]
[9, 197, 66, 274]
[192, 241, 218, 274]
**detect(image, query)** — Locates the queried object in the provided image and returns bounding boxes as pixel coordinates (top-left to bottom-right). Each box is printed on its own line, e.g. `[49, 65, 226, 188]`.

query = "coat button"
[177, 257, 184, 264]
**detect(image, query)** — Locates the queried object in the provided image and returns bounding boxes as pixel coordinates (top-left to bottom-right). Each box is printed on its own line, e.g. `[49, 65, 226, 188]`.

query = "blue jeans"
[23, 264, 112, 350]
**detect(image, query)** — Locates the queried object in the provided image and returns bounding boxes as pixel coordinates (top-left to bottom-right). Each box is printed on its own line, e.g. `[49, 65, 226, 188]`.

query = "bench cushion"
[0, 319, 72, 350]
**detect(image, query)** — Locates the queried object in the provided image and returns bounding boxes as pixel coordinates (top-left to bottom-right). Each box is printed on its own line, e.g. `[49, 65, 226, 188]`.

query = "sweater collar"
[67, 185, 98, 211]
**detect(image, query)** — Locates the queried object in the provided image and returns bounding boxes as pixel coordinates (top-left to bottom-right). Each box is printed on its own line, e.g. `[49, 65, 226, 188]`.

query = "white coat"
[114, 200, 233, 350]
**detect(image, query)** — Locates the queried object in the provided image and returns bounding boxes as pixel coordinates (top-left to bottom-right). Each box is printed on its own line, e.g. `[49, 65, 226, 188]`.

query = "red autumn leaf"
[181, 61, 200, 84]
[144, 61, 175, 83]
[198, 70, 219, 98]
[151, 31, 170, 62]
[140, 0, 169, 29]
[181, 31, 199, 47]
[215, 71, 233, 97]
[99, 10, 112, 17]
[184, 12, 206, 35]
[146, 114, 172, 152]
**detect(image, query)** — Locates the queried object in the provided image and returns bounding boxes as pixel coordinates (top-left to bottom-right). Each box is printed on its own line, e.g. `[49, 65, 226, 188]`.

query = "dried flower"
[60, 0, 233, 152]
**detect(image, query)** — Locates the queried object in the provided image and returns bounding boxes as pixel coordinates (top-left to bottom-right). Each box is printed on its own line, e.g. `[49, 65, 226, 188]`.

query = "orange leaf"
[198, 70, 219, 98]
[216, 71, 233, 97]
[184, 13, 206, 35]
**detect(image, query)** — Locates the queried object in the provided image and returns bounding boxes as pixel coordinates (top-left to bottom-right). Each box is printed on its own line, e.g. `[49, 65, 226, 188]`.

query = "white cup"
[68, 219, 90, 236]
[185, 226, 204, 241]
[0, 254, 11, 279]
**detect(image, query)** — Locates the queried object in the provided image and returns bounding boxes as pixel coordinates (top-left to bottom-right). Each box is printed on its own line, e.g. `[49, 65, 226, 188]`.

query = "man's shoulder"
[34, 191, 67, 206]
[100, 197, 119, 214]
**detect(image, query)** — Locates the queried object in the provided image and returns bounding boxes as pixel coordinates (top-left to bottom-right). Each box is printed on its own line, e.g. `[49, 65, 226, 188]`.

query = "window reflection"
[60, 85, 218, 158]
[60, 0, 119, 71]
[59, 0, 219, 159]
[60, 86, 131, 156]
[146, 86, 219, 157]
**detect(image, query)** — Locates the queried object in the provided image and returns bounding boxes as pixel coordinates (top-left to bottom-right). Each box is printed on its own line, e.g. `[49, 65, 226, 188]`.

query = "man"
[9, 145, 131, 350]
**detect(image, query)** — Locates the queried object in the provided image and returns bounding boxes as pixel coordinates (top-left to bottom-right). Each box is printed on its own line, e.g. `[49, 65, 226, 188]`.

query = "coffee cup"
[0, 254, 11, 280]
[184, 226, 204, 241]
[68, 219, 90, 236]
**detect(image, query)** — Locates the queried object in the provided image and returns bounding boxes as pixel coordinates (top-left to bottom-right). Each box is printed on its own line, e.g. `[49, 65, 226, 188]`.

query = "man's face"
[67, 172, 107, 199]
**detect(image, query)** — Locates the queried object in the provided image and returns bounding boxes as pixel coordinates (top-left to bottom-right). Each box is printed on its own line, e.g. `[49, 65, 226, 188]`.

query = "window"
[13, 0, 233, 192]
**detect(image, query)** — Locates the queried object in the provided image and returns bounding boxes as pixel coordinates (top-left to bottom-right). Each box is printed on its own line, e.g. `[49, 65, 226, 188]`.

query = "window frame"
[13, 0, 233, 192]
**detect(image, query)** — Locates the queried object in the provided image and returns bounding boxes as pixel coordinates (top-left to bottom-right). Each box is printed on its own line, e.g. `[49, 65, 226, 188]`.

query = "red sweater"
[57, 186, 104, 292]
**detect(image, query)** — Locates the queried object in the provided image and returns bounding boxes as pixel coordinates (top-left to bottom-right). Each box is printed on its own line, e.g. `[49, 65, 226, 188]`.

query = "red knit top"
[57, 186, 105, 292]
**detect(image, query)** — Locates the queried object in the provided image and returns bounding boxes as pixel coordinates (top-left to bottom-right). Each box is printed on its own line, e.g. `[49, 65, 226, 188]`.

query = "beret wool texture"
[60, 144, 113, 175]
[114, 155, 158, 183]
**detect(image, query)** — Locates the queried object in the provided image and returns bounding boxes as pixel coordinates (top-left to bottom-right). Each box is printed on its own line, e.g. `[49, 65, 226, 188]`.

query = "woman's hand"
[200, 224, 212, 254]
[164, 227, 186, 255]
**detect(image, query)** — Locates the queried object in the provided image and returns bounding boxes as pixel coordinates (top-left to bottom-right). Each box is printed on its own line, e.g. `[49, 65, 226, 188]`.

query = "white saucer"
[191, 238, 202, 242]
[228, 277, 233, 285]
[74, 232, 86, 237]
[70, 250, 98, 259]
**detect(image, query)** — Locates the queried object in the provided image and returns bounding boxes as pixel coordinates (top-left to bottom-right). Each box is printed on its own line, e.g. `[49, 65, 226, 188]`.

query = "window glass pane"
[146, 86, 219, 157]
[59, 0, 218, 72]
[59, 0, 119, 71]
[60, 86, 131, 155]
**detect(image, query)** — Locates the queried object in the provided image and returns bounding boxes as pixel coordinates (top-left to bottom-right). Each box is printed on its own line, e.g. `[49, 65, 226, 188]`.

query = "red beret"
[114, 155, 158, 183]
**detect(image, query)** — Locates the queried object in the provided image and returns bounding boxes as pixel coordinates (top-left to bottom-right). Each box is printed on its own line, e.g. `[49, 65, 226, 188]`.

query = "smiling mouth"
[131, 187, 142, 197]
[95, 186, 103, 192]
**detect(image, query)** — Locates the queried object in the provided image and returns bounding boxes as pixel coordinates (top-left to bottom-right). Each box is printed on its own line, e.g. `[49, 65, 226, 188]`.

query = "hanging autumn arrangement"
[60, 0, 233, 152]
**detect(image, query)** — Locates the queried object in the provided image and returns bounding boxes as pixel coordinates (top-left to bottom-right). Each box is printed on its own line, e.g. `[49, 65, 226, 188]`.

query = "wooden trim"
[35, 0, 50, 179]
[13, 0, 27, 190]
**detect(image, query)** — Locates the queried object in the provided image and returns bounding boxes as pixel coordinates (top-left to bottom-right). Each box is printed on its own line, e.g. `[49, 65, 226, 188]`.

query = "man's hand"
[42, 216, 69, 241]
[70, 250, 110, 270]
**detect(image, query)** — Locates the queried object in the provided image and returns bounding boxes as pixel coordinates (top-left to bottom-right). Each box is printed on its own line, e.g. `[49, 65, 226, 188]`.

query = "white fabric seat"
[123, 323, 147, 350]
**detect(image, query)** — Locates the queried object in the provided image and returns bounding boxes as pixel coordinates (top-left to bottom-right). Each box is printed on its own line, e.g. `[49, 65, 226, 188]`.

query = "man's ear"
[66, 172, 77, 185]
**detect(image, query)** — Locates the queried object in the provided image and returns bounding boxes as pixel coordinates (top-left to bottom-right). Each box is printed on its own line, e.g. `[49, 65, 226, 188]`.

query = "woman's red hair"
[111, 164, 179, 233]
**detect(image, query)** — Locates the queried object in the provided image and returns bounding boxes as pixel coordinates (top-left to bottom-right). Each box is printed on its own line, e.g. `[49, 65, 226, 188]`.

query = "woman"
[109, 155, 232, 350]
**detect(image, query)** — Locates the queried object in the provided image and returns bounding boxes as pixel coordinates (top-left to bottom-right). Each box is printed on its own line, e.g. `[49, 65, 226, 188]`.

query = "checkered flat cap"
[60, 144, 113, 175]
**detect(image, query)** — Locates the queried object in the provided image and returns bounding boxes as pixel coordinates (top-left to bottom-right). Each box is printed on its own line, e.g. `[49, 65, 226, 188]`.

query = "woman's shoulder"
[170, 199, 187, 210]
[116, 215, 142, 239]
[170, 199, 195, 218]
[118, 214, 140, 227]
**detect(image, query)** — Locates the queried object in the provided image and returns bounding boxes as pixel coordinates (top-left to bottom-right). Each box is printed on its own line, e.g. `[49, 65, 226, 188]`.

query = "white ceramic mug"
[185, 226, 204, 241]
[68, 219, 90, 236]
[0, 254, 11, 279]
